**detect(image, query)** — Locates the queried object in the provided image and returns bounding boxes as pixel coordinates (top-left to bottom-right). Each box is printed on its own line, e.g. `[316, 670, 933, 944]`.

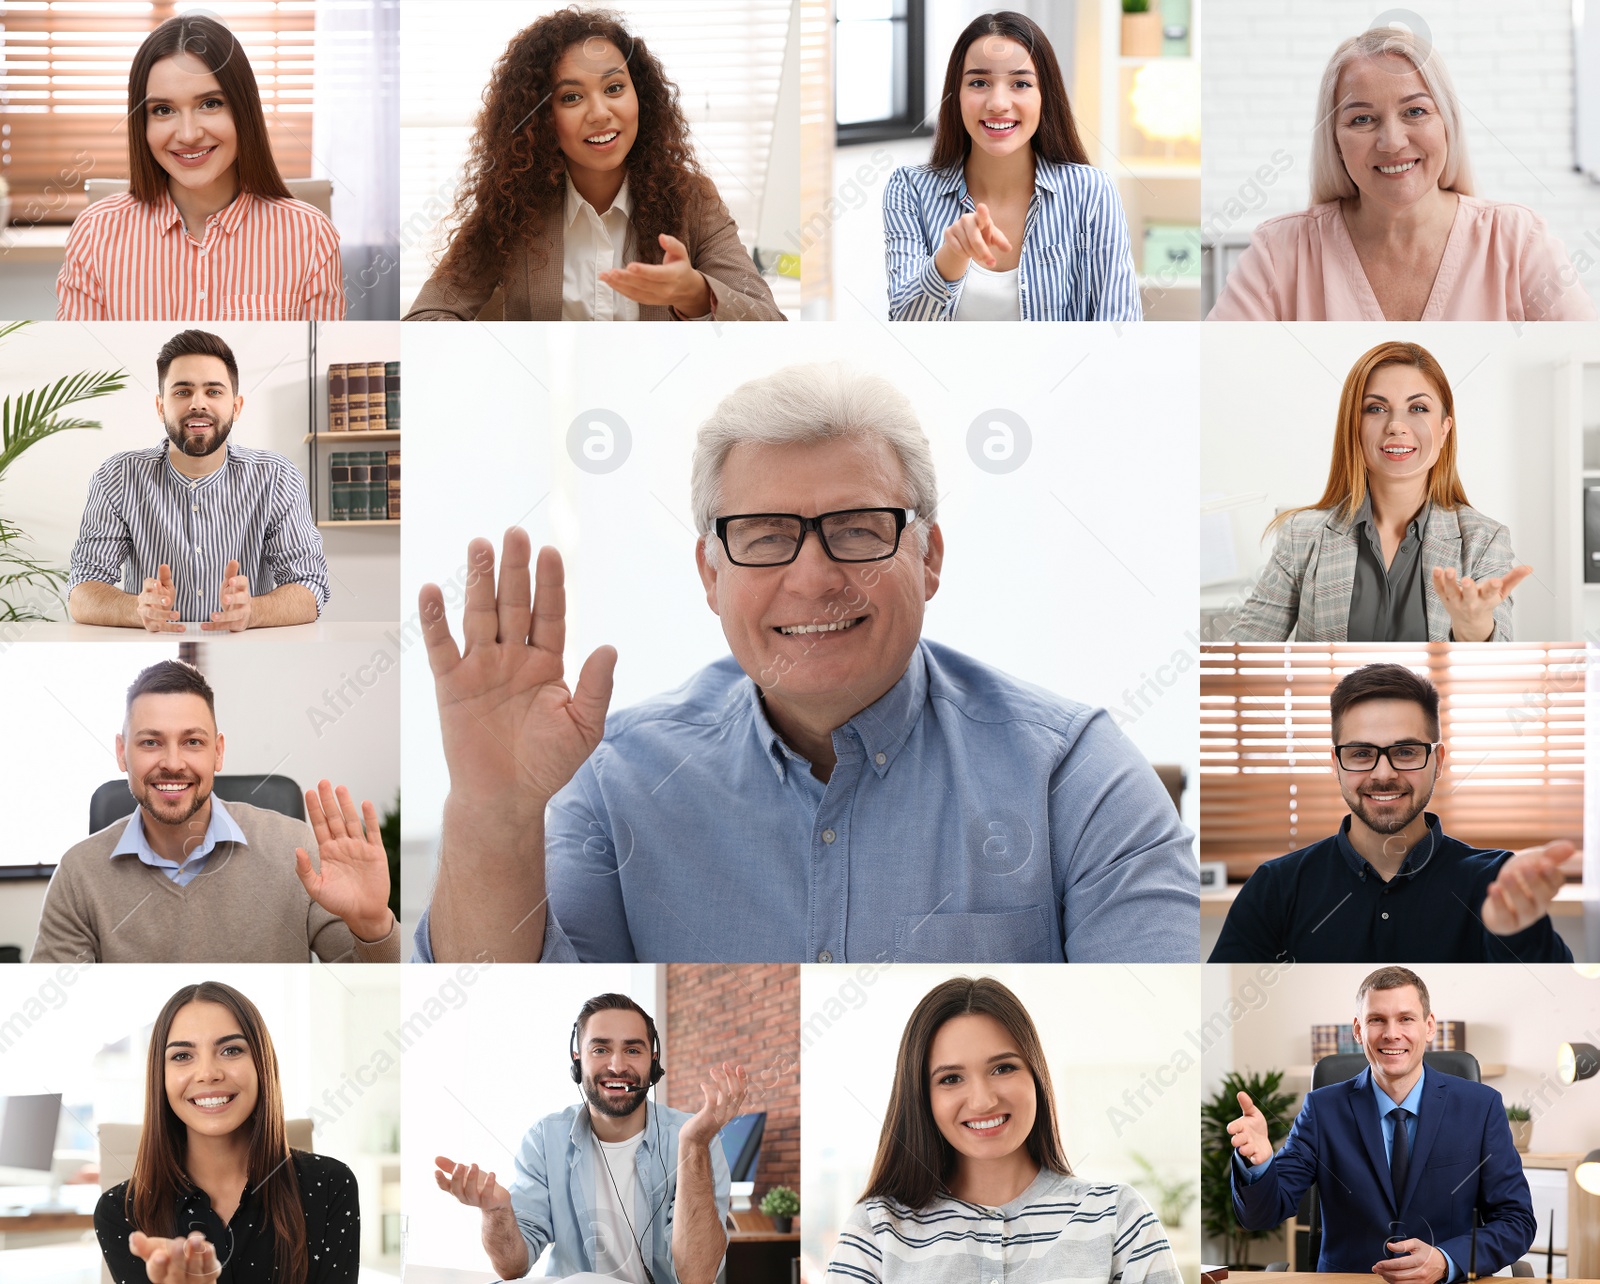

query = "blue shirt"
[509, 1101, 730, 1281]
[414, 640, 1198, 962]
[882, 159, 1141, 321]
[108, 793, 248, 886]
[68, 442, 329, 621]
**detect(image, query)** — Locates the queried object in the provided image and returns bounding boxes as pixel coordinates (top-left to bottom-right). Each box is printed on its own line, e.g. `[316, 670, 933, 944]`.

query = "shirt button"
[817, 950, 832, 963]
[195, 590, 202, 598]
[1382, 912, 1390, 920]
[198, 290, 206, 300]
[191, 505, 198, 513]
[875, 752, 886, 766]
[822, 829, 836, 844]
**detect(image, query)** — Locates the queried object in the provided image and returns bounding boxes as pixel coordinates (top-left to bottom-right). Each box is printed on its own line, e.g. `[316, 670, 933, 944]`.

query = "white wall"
[1201, 322, 1588, 642]
[1201, 0, 1600, 312]
[0, 321, 399, 622]
[400, 322, 1202, 907]
[801, 963, 1201, 1280]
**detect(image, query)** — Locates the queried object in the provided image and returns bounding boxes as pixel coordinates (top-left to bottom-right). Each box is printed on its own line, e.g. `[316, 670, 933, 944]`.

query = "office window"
[834, 0, 923, 142]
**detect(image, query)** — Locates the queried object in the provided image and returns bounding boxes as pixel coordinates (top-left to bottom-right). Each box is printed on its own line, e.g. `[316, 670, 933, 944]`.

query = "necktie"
[1390, 1106, 1412, 1206]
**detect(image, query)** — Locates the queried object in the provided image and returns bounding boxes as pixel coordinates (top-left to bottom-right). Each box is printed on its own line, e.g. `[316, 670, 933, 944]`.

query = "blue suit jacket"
[1232, 1066, 1535, 1274]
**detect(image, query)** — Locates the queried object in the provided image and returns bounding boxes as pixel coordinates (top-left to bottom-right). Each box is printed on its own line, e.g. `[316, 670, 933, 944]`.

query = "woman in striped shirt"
[882, 11, 1141, 322]
[55, 14, 343, 321]
[826, 977, 1181, 1284]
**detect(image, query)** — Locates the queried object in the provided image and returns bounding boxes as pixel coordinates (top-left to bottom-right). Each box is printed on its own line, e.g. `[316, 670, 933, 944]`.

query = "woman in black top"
[95, 981, 360, 1283]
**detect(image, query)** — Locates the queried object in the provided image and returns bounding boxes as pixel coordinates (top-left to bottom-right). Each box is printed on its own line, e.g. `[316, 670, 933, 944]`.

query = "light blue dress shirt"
[508, 1101, 730, 1280]
[414, 640, 1198, 963]
[108, 793, 248, 886]
[882, 158, 1142, 321]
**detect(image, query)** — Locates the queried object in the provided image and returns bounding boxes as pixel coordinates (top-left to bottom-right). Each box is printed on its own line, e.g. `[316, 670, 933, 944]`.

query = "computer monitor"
[718, 1111, 766, 1202]
[0, 1093, 61, 1185]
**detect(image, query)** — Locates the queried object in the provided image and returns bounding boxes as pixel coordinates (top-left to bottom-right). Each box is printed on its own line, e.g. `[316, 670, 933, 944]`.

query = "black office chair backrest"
[89, 776, 306, 834]
[1304, 1051, 1482, 1264]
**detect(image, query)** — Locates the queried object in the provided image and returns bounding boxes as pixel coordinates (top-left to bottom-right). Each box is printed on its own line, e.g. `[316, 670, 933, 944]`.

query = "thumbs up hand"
[1226, 1090, 1273, 1165]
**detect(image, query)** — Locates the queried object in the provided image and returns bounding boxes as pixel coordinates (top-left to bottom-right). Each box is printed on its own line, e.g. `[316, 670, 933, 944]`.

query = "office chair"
[89, 775, 306, 834]
[1303, 1052, 1481, 1267]
[84, 178, 333, 218]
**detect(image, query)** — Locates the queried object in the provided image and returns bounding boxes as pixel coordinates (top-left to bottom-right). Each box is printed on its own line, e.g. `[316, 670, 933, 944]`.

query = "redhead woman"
[1210, 27, 1593, 321]
[882, 11, 1140, 321]
[825, 977, 1181, 1283]
[1228, 341, 1530, 643]
[406, 6, 782, 322]
[56, 15, 343, 321]
[94, 982, 360, 1284]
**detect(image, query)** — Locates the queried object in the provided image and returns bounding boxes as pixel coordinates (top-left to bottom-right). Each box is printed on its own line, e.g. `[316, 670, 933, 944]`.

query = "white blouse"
[561, 177, 640, 322]
[953, 258, 1022, 320]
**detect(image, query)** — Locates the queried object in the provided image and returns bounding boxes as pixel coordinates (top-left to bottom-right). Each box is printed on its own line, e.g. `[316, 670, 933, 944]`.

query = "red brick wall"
[664, 964, 800, 1200]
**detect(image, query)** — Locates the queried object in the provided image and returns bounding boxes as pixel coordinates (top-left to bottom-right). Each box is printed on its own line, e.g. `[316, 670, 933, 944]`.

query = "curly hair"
[433, 7, 711, 291]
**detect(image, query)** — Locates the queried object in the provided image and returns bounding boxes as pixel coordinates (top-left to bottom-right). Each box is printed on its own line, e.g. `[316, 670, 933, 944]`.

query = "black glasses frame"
[1333, 741, 1442, 772]
[712, 507, 916, 567]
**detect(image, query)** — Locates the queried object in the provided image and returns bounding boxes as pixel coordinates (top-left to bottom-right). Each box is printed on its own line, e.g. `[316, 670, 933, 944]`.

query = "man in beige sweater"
[31, 660, 399, 963]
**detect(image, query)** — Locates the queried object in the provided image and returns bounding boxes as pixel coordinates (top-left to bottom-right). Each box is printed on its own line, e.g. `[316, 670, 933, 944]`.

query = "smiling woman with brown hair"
[93, 982, 360, 1284]
[406, 6, 782, 321]
[825, 977, 1181, 1283]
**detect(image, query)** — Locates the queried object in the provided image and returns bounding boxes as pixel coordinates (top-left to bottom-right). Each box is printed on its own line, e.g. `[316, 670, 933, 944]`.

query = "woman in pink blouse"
[1209, 26, 1594, 322]
[55, 14, 343, 321]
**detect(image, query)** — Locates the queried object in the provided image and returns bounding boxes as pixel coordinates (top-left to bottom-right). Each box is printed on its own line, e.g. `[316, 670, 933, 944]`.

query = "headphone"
[569, 1008, 665, 1088]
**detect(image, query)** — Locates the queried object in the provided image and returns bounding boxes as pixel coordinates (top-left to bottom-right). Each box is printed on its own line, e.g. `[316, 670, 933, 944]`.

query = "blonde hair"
[1268, 341, 1469, 536]
[1309, 26, 1474, 205]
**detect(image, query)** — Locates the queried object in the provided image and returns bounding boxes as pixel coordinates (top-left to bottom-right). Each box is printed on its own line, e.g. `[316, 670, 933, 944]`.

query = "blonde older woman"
[1209, 27, 1594, 321]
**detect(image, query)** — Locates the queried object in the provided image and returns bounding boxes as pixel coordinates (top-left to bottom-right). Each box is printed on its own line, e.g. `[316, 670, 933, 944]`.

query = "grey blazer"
[1227, 503, 1517, 642]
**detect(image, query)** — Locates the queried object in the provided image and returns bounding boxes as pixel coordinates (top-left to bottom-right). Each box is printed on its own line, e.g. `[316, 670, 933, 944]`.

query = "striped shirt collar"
[928, 156, 1063, 200]
[158, 439, 233, 491]
[111, 793, 249, 870]
[150, 187, 254, 240]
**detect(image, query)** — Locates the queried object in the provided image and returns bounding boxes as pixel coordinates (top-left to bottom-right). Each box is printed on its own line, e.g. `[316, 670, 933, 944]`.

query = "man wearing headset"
[434, 993, 742, 1283]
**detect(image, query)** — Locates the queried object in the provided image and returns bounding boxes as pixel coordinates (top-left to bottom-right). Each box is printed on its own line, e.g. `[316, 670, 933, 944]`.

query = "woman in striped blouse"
[55, 15, 343, 321]
[882, 11, 1141, 322]
[826, 977, 1181, 1284]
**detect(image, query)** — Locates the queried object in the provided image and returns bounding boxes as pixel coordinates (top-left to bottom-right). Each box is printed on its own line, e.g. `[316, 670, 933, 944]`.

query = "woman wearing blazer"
[1228, 341, 1530, 642]
[881, 10, 1140, 322]
[406, 7, 781, 322]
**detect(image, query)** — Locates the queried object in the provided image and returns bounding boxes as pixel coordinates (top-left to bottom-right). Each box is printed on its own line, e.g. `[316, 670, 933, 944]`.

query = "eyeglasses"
[1334, 741, 1441, 772]
[712, 508, 916, 567]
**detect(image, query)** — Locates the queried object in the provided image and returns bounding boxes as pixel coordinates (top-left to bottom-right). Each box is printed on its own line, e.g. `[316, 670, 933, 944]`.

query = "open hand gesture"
[600, 233, 713, 316]
[1432, 564, 1532, 642]
[1480, 840, 1573, 936]
[420, 529, 616, 821]
[434, 1155, 512, 1212]
[936, 202, 1014, 280]
[294, 780, 394, 941]
[138, 564, 183, 633]
[1227, 1090, 1272, 1166]
[129, 1230, 221, 1284]
[679, 1062, 750, 1150]
[202, 558, 252, 632]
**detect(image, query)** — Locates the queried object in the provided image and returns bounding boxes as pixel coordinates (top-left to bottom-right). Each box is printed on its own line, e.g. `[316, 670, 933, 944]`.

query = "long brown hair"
[126, 982, 306, 1284]
[861, 977, 1070, 1208]
[928, 11, 1088, 171]
[126, 15, 292, 204]
[1269, 340, 1469, 534]
[433, 6, 711, 291]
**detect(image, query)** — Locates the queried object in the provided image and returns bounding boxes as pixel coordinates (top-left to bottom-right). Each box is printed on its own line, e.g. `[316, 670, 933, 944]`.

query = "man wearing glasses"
[1209, 663, 1573, 962]
[412, 363, 1197, 963]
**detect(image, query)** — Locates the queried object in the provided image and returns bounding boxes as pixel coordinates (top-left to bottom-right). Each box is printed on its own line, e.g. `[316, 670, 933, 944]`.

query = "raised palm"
[422, 531, 616, 813]
[294, 780, 392, 936]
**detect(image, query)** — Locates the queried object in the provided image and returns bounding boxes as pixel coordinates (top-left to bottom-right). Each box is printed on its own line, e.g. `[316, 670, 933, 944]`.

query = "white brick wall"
[1204, 0, 1600, 308]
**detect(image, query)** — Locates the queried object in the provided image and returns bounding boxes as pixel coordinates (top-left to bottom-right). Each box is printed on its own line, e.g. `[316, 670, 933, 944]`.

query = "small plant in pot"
[1506, 1104, 1533, 1153]
[1122, 0, 1164, 57]
[760, 1185, 799, 1233]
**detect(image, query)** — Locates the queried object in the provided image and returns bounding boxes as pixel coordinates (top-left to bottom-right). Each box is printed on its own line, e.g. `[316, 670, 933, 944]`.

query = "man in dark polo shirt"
[1210, 663, 1573, 962]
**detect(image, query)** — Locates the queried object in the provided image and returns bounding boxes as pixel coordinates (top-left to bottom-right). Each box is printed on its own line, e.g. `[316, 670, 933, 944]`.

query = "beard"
[1341, 775, 1433, 836]
[163, 409, 235, 458]
[135, 774, 212, 827]
[583, 1071, 648, 1119]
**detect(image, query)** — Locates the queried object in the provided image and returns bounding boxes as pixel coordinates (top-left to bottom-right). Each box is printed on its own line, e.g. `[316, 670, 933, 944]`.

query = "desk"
[0, 620, 402, 644]
[0, 1214, 95, 1233]
[728, 1210, 798, 1284]
[1257, 1278, 1600, 1284]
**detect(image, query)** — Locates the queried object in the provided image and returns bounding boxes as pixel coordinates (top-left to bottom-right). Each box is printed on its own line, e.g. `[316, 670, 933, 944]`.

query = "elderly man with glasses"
[1209, 662, 1574, 962]
[411, 363, 1198, 964]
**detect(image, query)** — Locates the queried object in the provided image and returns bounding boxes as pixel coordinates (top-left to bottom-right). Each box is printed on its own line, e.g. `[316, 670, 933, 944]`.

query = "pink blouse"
[1208, 196, 1596, 321]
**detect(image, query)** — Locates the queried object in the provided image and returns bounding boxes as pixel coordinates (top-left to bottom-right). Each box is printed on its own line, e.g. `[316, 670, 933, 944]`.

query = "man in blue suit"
[1227, 966, 1535, 1280]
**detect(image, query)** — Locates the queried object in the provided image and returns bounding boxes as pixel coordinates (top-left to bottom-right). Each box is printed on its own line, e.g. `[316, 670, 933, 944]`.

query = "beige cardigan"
[406, 184, 785, 322]
[31, 800, 400, 963]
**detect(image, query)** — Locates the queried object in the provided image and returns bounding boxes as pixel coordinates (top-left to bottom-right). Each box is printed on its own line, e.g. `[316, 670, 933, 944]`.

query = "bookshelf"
[305, 322, 401, 527]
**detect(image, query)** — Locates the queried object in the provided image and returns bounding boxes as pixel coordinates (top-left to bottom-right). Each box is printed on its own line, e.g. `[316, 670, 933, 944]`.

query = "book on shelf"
[328, 363, 349, 432]
[349, 451, 370, 521]
[386, 448, 401, 520]
[329, 451, 350, 521]
[368, 449, 388, 519]
[348, 363, 370, 432]
[385, 361, 400, 433]
[366, 360, 387, 431]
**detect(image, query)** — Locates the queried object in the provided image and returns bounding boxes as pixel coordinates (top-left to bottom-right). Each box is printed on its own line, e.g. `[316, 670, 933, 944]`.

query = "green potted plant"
[1131, 1152, 1197, 1229]
[1122, 0, 1164, 57]
[1201, 1070, 1300, 1267]
[1506, 1104, 1533, 1153]
[760, 1185, 799, 1234]
[1, 320, 126, 620]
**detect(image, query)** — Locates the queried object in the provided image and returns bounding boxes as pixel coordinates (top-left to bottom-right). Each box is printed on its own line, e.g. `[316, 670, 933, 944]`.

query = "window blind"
[1201, 643, 1586, 879]
[2, 0, 315, 225]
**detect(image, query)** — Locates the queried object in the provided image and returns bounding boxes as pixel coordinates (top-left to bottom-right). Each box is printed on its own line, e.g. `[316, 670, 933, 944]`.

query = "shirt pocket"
[892, 904, 1056, 963]
[218, 294, 300, 321]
